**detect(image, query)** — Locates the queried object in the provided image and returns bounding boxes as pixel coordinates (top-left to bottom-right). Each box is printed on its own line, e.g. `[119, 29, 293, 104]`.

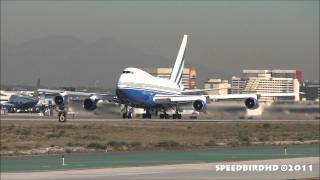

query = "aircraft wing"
[208, 94, 258, 100]
[37, 89, 111, 97]
[37, 89, 118, 103]
[181, 87, 229, 94]
[209, 93, 298, 100]
[153, 92, 297, 103]
[153, 95, 207, 103]
[256, 93, 298, 97]
[153, 94, 256, 104]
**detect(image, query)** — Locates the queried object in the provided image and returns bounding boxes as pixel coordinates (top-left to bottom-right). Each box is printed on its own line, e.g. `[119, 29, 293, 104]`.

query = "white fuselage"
[116, 67, 181, 107]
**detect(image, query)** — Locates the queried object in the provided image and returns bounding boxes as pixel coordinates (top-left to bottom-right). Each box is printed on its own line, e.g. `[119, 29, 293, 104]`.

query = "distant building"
[61, 87, 76, 91]
[146, 68, 197, 89]
[0, 90, 34, 101]
[0, 91, 16, 101]
[271, 69, 302, 83]
[301, 81, 320, 101]
[204, 79, 230, 95]
[231, 69, 301, 101]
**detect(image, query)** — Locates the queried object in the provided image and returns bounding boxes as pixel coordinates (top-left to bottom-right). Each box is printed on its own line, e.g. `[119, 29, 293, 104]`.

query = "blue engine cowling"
[83, 98, 97, 111]
[193, 100, 207, 112]
[244, 97, 259, 110]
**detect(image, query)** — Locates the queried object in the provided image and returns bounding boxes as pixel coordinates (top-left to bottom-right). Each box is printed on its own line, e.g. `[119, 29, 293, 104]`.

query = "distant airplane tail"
[33, 78, 41, 97]
[170, 34, 188, 90]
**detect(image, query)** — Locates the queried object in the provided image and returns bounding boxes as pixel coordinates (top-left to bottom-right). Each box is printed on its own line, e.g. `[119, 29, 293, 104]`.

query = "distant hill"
[2, 35, 214, 88]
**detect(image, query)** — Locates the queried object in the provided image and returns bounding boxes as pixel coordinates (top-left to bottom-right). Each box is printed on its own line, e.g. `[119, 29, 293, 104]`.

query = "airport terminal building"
[231, 69, 301, 101]
[204, 79, 230, 95]
[301, 81, 320, 101]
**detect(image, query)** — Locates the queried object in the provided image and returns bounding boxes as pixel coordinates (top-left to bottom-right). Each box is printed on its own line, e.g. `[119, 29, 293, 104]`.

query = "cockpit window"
[122, 71, 133, 74]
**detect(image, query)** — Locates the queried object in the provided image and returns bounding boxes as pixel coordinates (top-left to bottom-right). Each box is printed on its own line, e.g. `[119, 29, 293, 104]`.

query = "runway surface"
[2, 157, 319, 180]
[1, 113, 319, 123]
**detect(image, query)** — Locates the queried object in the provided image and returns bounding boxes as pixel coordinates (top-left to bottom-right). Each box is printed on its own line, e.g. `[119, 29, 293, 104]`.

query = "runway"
[1, 113, 319, 123]
[2, 157, 319, 180]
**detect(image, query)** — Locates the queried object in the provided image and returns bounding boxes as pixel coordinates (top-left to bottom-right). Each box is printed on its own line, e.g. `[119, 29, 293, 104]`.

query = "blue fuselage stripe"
[116, 87, 176, 107]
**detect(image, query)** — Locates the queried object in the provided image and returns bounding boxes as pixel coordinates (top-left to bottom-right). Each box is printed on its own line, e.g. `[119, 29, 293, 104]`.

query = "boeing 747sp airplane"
[38, 35, 296, 122]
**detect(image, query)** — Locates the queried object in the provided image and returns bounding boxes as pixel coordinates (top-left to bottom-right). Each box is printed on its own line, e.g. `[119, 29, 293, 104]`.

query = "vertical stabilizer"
[170, 35, 188, 87]
[34, 78, 41, 96]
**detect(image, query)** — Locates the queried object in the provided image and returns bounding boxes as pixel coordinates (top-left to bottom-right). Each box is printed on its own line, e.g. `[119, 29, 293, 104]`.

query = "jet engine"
[193, 100, 207, 112]
[244, 97, 259, 110]
[54, 95, 64, 106]
[83, 98, 97, 111]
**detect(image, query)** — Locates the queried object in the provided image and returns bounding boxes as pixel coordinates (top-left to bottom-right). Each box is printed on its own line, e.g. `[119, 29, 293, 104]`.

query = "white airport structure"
[231, 70, 301, 101]
[204, 79, 230, 95]
[0, 91, 17, 101]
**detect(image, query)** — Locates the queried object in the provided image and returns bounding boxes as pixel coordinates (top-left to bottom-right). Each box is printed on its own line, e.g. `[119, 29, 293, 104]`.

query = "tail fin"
[170, 34, 188, 88]
[33, 78, 40, 97]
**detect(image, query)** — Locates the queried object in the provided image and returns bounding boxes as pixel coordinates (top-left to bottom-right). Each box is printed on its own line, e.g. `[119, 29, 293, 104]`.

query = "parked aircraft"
[0, 94, 39, 112]
[38, 35, 297, 122]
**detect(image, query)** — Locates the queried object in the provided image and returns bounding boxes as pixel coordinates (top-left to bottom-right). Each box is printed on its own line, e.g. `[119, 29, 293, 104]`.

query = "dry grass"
[1, 120, 319, 155]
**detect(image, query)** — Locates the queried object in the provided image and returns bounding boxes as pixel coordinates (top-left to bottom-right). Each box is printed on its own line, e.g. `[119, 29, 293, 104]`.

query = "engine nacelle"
[193, 100, 207, 112]
[54, 95, 64, 106]
[244, 97, 259, 110]
[83, 98, 97, 111]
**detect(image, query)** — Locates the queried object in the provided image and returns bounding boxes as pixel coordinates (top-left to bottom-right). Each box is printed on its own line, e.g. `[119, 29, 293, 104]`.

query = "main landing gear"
[159, 106, 182, 119]
[142, 108, 152, 119]
[159, 113, 169, 119]
[172, 113, 182, 119]
[172, 105, 182, 119]
[122, 105, 133, 119]
[122, 112, 133, 119]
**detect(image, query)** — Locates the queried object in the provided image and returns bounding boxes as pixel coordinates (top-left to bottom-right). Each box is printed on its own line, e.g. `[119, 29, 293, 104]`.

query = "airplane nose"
[117, 74, 125, 88]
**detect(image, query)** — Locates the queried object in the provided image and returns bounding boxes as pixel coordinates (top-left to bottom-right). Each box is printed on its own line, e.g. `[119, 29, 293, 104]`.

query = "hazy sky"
[1, 0, 319, 88]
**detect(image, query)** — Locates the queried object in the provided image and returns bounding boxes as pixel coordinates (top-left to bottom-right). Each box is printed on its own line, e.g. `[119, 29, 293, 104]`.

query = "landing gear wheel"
[172, 114, 177, 119]
[165, 114, 169, 119]
[127, 112, 133, 119]
[173, 113, 182, 119]
[122, 112, 133, 119]
[58, 111, 67, 123]
[142, 113, 152, 119]
[122, 113, 127, 119]
[160, 114, 164, 119]
[173, 105, 182, 120]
